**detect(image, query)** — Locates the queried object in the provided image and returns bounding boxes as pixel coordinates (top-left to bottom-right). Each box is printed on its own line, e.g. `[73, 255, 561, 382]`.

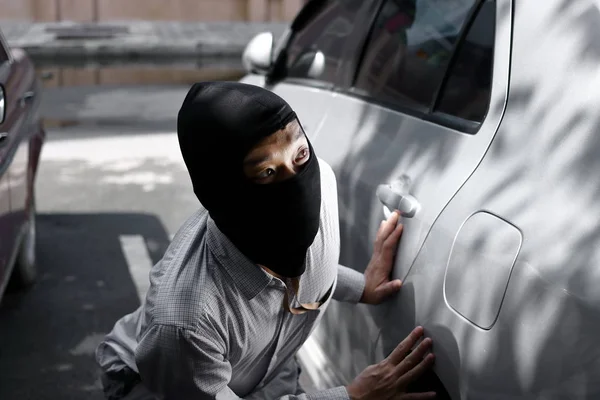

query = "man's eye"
[258, 168, 276, 179]
[296, 148, 309, 162]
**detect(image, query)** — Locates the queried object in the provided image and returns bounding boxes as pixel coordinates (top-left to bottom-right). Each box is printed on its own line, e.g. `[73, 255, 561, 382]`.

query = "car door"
[0, 168, 10, 296]
[392, 0, 600, 397]
[308, 0, 512, 388]
[241, 0, 378, 141]
[5, 45, 39, 241]
[0, 75, 11, 293]
[0, 34, 20, 295]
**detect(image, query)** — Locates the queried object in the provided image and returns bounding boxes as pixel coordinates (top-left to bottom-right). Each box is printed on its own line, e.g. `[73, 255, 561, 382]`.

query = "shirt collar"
[206, 216, 273, 300]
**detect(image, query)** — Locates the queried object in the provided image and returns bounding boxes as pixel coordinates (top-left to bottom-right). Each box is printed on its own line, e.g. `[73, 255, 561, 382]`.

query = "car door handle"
[20, 91, 35, 107]
[0, 132, 7, 145]
[376, 184, 421, 218]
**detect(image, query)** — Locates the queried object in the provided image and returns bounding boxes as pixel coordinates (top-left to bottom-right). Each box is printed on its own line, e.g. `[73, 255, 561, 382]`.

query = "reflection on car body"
[242, 0, 600, 397]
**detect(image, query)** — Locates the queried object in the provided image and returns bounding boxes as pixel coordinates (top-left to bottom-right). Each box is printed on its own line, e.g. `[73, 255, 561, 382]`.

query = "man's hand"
[361, 210, 404, 305]
[346, 326, 436, 400]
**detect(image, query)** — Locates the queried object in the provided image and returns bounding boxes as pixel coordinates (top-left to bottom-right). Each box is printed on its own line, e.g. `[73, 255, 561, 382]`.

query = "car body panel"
[0, 53, 20, 294]
[307, 0, 512, 387]
[7, 48, 43, 238]
[241, 0, 600, 397]
[0, 30, 45, 300]
[394, 1, 600, 397]
[0, 170, 10, 286]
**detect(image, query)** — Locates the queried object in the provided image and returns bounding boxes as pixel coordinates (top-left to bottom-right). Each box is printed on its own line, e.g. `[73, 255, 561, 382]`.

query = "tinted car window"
[435, 0, 495, 123]
[354, 0, 477, 113]
[285, 0, 365, 84]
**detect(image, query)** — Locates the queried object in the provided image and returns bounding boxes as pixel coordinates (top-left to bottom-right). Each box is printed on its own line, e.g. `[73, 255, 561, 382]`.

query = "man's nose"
[278, 163, 299, 181]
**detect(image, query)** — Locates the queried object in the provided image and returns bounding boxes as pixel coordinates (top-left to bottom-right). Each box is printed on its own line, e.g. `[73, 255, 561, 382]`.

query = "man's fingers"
[376, 212, 401, 251]
[382, 221, 404, 253]
[397, 353, 435, 388]
[375, 221, 386, 251]
[396, 338, 433, 377]
[373, 279, 403, 302]
[405, 338, 433, 364]
[386, 326, 424, 365]
[382, 212, 401, 238]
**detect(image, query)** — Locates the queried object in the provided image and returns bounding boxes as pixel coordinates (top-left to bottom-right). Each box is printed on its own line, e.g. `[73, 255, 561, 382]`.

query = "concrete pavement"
[0, 20, 288, 60]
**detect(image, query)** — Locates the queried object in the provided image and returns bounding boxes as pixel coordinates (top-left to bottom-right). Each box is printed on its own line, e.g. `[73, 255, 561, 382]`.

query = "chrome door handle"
[376, 184, 421, 218]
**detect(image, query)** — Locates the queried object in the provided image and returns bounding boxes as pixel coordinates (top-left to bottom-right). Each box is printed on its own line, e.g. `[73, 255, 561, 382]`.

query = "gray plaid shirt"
[96, 159, 366, 399]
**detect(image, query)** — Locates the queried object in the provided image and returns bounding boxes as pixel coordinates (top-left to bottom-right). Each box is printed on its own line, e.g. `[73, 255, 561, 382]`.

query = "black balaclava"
[177, 81, 321, 278]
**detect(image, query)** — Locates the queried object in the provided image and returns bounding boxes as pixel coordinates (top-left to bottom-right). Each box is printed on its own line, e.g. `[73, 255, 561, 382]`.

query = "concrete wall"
[0, 0, 304, 22]
[1, 0, 306, 88]
[38, 65, 246, 89]
[37, 65, 247, 124]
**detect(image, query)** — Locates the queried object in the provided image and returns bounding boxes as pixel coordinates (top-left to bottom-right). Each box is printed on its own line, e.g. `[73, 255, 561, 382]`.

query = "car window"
[284, 0, 365, 85]
[435, 0, 495, 123]
[354, 0, 477, 113]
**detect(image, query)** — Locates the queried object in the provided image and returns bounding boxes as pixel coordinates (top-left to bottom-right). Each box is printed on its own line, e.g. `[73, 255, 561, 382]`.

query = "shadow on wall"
[0, 213, 171, 400]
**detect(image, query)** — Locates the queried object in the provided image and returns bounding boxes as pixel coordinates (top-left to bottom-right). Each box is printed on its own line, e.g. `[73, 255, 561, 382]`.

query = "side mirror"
[289, 50, 325, 80]
[242, 32, 274, 75]
[0, 85, 5, 124]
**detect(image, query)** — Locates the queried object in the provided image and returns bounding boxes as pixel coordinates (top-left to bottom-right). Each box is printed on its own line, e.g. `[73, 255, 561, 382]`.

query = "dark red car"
[0, 29, 45, 301]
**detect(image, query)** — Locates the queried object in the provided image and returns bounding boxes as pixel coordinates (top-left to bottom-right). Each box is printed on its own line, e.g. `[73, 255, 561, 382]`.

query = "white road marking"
[42, 131, 184, 163]
[119, 234, 154, 302]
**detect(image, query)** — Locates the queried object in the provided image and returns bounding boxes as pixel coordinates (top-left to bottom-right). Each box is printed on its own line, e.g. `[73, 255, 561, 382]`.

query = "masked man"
[96, 82, 435, 400]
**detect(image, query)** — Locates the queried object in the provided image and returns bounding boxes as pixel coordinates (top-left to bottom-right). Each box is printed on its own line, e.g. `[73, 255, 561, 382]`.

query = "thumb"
[374, 279, 403, 301]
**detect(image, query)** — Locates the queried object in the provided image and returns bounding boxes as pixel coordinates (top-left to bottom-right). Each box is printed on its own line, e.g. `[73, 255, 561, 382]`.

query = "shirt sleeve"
[135, 322, 350, 400]
[332, 264, 366, 303]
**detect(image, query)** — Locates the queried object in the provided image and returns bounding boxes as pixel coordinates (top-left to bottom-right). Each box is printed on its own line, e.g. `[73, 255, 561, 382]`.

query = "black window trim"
[0, 29, 13, 65]
[346, 85, 429, 120]
[427, 0, 486, 113]
[344, 0, 494, 135]
[348, 0, 386, 89]
[334, 0, 386, 91]
[423, 111, 482, 134]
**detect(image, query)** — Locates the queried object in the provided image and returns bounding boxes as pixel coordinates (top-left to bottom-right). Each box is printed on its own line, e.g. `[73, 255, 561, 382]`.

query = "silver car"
[241, 0, 600, 398]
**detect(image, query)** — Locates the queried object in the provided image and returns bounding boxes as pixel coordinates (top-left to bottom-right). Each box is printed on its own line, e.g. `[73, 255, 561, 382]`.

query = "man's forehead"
[287, 120, 303, 139]
[258, 120, 302, 146]
[275, 120, 304, 144]
[243, 121, 305, 165]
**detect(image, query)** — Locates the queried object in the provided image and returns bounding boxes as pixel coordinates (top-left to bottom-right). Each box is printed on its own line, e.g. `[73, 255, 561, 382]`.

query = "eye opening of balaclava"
[177, 81, 321, 278]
